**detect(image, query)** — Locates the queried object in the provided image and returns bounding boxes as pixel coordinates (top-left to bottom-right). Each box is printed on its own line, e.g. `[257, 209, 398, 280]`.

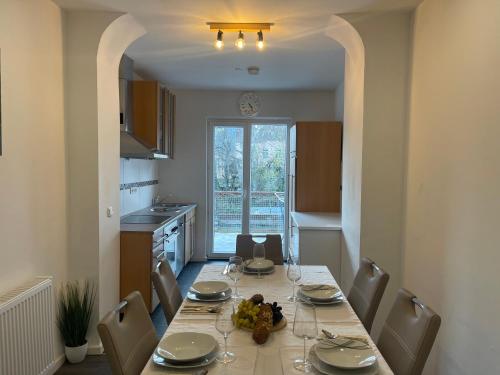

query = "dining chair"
[97, 291, 159, 375]
[235, 234, 284, 264]
[347, 257, 389, 332]
[151, 260, 183, 324]
[378, 288, 441, 375]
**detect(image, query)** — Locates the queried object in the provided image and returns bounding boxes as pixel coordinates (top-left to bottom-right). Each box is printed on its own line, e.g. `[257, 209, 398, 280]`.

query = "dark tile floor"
[56, 260, 225, 374]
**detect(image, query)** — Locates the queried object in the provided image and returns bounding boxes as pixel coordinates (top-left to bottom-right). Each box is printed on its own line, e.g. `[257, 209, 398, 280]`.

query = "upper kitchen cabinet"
[291, 121, 342, 212]
[131, 81, 175, 159]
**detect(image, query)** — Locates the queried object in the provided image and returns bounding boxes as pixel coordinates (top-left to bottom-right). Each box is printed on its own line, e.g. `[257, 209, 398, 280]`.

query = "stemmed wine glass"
[287, 256, 302, 302]
[227, 256, 243, 299]
[252, 243, 266, 279]
[292, 302, 318, 372]
[215, 302, 236, 364]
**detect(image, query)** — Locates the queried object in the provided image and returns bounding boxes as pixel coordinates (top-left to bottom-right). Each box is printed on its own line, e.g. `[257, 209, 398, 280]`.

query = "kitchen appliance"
[164, 218, 185, 277]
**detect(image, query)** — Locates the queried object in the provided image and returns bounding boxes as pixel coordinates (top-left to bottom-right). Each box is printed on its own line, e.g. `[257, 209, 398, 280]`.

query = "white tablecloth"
[141, 265, 393, 375]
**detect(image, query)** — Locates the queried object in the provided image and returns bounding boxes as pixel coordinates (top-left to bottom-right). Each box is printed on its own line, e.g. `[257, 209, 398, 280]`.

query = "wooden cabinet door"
[132, 81, 161, 150]
[295, 122, 342, 212]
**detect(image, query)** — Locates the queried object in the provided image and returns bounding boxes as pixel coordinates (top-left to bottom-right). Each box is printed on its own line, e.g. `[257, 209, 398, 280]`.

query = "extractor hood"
[120, 130, 168, 159]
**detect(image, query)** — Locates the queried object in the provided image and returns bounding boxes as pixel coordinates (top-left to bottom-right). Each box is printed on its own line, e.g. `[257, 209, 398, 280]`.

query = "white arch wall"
[325, 16, 365, 292]
[64, 10, 145, 350]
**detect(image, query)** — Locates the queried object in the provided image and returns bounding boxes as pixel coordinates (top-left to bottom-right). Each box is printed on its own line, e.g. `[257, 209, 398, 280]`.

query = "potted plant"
[57, 280, 96, 364]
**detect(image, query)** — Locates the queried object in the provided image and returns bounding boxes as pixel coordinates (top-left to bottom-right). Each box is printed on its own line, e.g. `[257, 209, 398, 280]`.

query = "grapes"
[269, 302, 284, 325]
[233, 299, 261, 329]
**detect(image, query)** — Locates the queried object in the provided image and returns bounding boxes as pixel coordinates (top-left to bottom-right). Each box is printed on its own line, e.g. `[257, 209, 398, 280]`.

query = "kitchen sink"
[156, 203, 189, 209]
[120, 215, 172, 225]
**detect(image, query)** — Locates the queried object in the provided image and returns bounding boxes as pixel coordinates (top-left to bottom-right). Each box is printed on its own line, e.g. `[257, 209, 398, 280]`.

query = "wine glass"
[253, 243, 266, 279]
[292, 302, 317, 372]
[215, 302, 236, 364]
[287, 257, 302, 302]
[227, 256, 243, 299]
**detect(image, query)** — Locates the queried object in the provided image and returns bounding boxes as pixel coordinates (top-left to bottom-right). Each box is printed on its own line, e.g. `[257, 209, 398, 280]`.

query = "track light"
[256, 30, 264, 50]
[235, 30, 245, 50]
[215, 30, 224, 50]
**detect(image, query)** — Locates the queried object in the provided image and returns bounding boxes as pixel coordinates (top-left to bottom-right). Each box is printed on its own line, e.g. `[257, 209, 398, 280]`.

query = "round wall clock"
[239, 92, 261, 117]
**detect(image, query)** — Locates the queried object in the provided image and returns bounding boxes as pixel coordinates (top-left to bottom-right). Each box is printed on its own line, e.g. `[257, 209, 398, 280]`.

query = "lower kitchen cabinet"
[290, 212, 342, 282]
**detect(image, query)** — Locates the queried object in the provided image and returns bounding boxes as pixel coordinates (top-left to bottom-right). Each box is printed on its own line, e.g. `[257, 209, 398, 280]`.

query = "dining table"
[141, 264, 393, 374]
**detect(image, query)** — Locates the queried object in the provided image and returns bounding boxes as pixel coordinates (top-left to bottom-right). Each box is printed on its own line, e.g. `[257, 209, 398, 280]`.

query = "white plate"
[190, 281, 230, 296]
[153, 348, 217, 369]
[315, 341, 377, 369]
[299, 285, 341, 301]
[298, 292, 345, 305]
[309, 345, 378, 375]
[187, 289, 232, 302]
[244, 259, 274, 271]
[157, 332, 217, 363]
[243, 267, 275, 275]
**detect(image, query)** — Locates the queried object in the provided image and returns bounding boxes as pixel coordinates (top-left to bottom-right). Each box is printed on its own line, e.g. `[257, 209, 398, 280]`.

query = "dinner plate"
[297, 291, 344, 305]
[244, 259, 274, 271]
[242, 267, 275, 275]
[190, 281, 230, 297]
[309, 345, 378, 375]
[156, 332, 217, 363]
[187, 288, 232, 302]
[315, 341, 377, 369]
[153, 348, 217, 369]
[299, 285, 342, 301]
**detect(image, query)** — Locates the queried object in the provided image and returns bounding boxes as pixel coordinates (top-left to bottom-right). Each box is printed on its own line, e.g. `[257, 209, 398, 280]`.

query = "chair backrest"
[235, 234, 284, 264]
[378, 288, 441, 375]
[347, 257, 390, 332]
[151, 260, 183, 324]
[97, 291, 159, 375]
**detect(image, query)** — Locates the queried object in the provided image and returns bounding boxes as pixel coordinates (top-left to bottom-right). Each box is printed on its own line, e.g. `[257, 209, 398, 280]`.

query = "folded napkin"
[318, 335, 370, 350]
[301, 284, 336, 291]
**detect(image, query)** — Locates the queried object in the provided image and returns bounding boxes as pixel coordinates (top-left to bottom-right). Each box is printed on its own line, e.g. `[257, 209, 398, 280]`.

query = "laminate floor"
[55, 260, 225, 375]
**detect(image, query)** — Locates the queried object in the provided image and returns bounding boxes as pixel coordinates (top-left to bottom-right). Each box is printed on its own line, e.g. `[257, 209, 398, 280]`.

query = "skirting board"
[190, 256, 208, 262]
[45, 354, 65, 375]
[88, 342, 104, 355]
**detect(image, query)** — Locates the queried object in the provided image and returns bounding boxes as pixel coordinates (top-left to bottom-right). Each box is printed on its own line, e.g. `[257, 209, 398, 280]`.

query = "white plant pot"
[65, 341, 88, 364]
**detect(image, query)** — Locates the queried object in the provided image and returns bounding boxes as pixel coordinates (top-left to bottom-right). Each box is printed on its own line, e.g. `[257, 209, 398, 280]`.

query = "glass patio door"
[208, 121, 289, 257]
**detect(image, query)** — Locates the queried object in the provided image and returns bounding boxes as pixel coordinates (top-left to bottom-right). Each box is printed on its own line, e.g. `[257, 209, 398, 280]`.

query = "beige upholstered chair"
[378, 288, 441, 375]
[151, 260, 183, 324]
[236, 234, 284, 264]
[347, 257, 389, 332]
[97, 291, 159, 375]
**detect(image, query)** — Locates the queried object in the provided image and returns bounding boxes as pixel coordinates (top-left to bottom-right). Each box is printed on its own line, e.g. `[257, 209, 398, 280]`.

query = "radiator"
[0, 277, 55, 375]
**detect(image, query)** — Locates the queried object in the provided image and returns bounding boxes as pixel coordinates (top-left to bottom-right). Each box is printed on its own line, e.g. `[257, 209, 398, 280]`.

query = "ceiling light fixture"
[215, 30, 224, 50]
[235, 30, 245, 50]
[207, 22, 273, 51]
[256, 30, 264, 50]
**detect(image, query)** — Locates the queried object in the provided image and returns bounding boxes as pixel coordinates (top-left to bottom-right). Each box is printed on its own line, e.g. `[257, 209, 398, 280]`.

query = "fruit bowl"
[240, 316, 287, 332]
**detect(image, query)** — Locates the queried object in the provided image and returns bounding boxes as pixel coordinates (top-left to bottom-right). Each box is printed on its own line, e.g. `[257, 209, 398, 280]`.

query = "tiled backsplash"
[120, 158, 159, 216]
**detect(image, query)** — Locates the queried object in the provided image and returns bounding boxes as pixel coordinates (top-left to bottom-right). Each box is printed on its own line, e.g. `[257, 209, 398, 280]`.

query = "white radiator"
[0, 277, 56, 375]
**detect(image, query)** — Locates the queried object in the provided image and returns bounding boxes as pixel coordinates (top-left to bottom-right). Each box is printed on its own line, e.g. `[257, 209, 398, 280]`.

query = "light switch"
[107, 206, 114, 217]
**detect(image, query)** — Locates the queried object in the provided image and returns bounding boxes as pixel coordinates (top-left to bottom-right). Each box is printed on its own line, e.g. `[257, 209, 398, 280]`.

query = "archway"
[325, 15, 365, 290]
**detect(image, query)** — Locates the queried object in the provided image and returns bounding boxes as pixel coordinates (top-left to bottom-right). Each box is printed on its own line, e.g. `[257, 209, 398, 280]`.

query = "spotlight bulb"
[235, 30, 245, 50]
[256, 30, 264, 50]
[215, 30, 224, 50]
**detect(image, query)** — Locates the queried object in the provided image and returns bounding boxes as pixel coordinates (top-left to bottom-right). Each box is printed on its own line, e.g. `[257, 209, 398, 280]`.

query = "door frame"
[206, 118, 293, 259]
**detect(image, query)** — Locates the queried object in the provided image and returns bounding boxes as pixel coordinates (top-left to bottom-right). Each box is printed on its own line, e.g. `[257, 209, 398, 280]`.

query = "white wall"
[0, 0, 67, 359]
[0, 0, 67, 304]
[120, 158, 159, 216]
[403, 0, 500, 373]
[158, 90, 336, 260]
[345, 11, 413, 337]
[333, 81, 345, 122]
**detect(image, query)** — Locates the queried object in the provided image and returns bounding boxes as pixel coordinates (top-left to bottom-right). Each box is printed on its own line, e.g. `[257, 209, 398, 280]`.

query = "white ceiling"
[54, 0, 422, 90]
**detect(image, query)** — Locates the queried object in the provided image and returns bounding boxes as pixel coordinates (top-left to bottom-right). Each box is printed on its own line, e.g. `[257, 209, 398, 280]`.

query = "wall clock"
[239, 92, 261, 117]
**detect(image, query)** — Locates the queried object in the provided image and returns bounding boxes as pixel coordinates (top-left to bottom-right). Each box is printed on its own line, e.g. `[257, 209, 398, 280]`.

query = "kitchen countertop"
[120, 203, 197, 233]
[290, 211, 341, 231]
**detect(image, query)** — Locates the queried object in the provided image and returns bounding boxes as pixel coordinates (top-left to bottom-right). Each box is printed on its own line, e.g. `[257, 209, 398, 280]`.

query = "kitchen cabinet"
[291, 122, 342, 212]
[132, 80, 175, 158]
[120, 227, 166, 313]
[290, 212, 341, 282]
[184, 208, 196, 265]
